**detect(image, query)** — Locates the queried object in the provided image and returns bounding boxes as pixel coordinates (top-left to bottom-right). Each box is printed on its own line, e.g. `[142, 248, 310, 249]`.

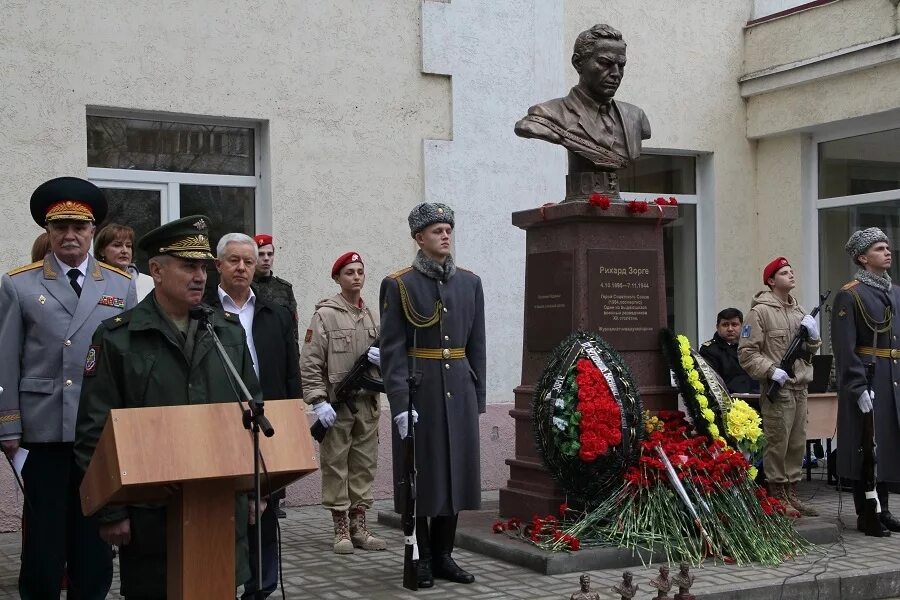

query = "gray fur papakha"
[845, 227, 889, 259]
[408, 202, 454, 237]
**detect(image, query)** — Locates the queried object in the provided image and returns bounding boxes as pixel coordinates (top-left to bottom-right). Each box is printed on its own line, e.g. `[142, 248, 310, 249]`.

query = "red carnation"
[589, 193, 611, 209]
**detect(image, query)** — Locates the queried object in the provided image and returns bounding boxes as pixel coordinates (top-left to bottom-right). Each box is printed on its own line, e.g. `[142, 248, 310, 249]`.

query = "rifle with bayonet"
[401, 330, 420, 590]
[860, 327, 885, 536]
[310, 339, 385, 442]
[766, 290, 831, 402]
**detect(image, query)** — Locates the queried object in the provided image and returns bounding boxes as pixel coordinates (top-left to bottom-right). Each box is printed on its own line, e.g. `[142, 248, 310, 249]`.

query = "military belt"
[856, 346, 900, 359]
[408, 347, 466, 360]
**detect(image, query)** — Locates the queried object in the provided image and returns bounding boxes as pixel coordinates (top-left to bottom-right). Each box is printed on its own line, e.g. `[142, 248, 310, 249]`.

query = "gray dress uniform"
[832, 279, 900, 484]
[0, 255, 137, 441]
[379, 262, 486, 517]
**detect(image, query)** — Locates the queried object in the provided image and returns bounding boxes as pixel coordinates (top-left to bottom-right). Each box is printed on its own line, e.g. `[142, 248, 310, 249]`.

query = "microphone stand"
[191, 306, 273, 600]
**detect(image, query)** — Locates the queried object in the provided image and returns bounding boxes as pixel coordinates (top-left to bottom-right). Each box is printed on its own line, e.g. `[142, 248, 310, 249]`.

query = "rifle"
[766, 290, 831, 402]
[401, 330, 420, 590]
[310, 340, 385, 442]
[860, 327, 884, 536]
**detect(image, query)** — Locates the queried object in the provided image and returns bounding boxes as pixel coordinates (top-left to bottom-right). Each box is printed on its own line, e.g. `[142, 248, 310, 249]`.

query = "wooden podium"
[80, 399, 318, 599]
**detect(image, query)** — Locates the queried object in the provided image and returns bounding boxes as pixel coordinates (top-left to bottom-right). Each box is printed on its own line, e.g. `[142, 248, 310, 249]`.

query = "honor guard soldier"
[74, 216, 260, 599]
[0, 177, 137, 598]
[832, 227, 900, 536]
[379, 203, 486, 588]
[253, 233, 299, 343]
[738, 256, 821, 518]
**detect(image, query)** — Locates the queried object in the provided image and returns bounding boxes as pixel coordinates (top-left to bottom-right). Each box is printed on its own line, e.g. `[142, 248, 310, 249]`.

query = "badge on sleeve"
[741, 324, 751, 338]
[304, 329, 313, 344]
[84, 345, 100, 376]
[838, 307, 847, 318]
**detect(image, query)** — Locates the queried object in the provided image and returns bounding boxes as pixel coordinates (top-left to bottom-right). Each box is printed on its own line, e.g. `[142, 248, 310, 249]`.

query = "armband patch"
[740, 324, 751, 338]
[304, 329, 313, 344]
[84, 345, 100, 377]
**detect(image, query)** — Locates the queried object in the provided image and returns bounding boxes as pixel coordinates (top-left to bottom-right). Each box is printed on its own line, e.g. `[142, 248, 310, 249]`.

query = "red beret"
[763, 256, 790, 285]
[332, 251, 363, 277]
[254, 234, 273, 248]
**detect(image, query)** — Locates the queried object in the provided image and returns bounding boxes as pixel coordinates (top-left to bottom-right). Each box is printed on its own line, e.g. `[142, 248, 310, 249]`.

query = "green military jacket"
[74, 293, 261, 593]
[253, 272, 299, 342]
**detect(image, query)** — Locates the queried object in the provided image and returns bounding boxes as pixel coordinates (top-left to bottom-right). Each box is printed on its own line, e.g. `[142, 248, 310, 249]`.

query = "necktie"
[67, 268, 82, 297]
[599, 103, 615, 133]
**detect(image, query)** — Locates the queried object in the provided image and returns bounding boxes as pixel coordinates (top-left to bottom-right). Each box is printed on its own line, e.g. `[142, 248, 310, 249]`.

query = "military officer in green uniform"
[379, 203, 486, 588]
[253, 233, 299, 344]
[74, 215, 259, 599]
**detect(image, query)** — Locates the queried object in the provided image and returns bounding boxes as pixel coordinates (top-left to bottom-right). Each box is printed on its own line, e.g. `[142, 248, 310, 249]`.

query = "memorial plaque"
[588, 249, 660, 351]
[525, 251, 574, 352]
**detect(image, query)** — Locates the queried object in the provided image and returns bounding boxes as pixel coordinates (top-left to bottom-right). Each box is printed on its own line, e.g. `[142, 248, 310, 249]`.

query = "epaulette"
[103, 313, 131, 329]
[273, 275, 293, 287]
[388, 267, 413, 279]
[457, 267, 474, 274]
[701, 340, 713, 347]
[6, 261, 42, 277]
[98, 261, 132, 279]
[841, 280, 860, 291]
[220, 310, 240, 323]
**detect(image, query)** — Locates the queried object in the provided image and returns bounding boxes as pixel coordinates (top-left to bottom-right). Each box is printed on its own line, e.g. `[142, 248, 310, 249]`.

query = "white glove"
[771, 368, 789, 386]
[858, 390, 873, 414]
[367, 347, 381, 367]
[312, 401, 336, 428]
[393, 409, 419, 439]
[800, 315, 820, 340]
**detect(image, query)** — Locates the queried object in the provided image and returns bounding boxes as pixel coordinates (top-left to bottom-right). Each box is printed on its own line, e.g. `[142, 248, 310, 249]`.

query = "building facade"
[0, 0, 897, 528]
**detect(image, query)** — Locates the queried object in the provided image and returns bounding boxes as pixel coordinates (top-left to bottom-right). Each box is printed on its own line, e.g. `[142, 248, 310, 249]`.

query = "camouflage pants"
[760, 384, 808, 484]
[320, 396, 381, 511]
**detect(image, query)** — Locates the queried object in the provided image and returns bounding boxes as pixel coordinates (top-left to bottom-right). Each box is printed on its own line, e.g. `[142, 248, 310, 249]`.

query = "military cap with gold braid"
[138, 215, 216, 260]
[30, 176, 108, 226]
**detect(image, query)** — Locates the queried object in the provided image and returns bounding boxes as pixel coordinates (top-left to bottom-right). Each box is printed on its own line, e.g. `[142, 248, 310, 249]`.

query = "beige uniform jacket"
[738, 289, 820, 389]
[300, 293, 378, 405]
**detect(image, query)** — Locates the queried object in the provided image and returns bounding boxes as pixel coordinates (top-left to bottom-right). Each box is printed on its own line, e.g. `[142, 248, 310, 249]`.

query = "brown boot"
[349, 506, 386, 551]
[331, 510, 354, 554]
[769, 483, 801, 519]
[787, 482, 819, 517]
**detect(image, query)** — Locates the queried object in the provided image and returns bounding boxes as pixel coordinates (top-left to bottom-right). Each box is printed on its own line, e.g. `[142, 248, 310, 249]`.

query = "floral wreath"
[659, 329, 731, 445]
[533, 331, 644, 505]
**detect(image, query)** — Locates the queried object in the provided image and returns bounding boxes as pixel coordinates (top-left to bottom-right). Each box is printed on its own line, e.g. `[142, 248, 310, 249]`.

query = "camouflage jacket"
[253, 271, 299, 342]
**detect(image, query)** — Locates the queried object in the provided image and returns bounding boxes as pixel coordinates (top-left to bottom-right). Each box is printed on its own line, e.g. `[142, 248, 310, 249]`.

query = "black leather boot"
[415, 517, 434, 588]
[431, 514, 474, 584]
[878, 486, 900, 533]
[855, 481, 890, 537]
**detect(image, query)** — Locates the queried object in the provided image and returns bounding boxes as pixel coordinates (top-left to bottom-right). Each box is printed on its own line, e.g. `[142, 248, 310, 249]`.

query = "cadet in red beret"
[738, 255, 821, 519]
[300, 251, 386, 554]
[251, 233, 298, 346]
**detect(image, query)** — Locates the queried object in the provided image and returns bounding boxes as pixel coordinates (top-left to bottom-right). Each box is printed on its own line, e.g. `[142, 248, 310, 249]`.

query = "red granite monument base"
[499, 201, 679, 518]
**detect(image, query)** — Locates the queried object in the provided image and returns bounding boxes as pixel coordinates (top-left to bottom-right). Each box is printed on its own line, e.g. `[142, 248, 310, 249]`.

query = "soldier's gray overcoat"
[832, 279, 900, 482]
[379, 265, 486, 516]
[0, 255, 137, 442]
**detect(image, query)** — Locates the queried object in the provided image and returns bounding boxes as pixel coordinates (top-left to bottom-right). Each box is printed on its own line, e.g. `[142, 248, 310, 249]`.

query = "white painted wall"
[421, 0, 566, 407]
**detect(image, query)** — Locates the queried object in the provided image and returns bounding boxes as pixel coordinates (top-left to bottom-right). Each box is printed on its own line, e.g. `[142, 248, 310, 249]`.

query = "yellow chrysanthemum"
[708, 424, 719, 437]
[697, 395, 708, 408]
[748, 466, 758, 480]
[701, 408, 715, 423]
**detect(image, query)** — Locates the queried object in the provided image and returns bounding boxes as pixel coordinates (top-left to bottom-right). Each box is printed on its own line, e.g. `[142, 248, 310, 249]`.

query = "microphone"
[189, 304, 214, 324]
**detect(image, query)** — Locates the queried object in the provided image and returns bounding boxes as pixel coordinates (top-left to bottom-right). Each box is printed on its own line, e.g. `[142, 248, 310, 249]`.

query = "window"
[815, 126, 900, 353]
[86, 112, 260, 273]
[618, 154, 699, 342]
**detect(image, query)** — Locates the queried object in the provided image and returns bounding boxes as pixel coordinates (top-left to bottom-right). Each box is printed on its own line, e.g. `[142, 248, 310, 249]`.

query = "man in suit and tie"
[515, 23, 651, 199]
[0, 176, 137, 599]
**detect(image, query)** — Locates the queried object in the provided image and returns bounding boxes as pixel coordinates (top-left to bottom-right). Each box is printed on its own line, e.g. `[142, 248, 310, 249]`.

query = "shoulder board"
[841, 280, 860, 291]
[219, 310, 240, 323]
[102, 312, 131, 329]
[98, 261, 133, 279]
[457, 267, 474, 274]
[701, 340, 713, 347]
[388, 267, 413, 279]
[273, 276, 293, 287]
[7, 261, 42, 277]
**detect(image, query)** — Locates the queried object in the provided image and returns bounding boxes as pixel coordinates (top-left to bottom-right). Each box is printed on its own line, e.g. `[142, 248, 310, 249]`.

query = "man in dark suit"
[209, 232, 301, 598]
[515, 23, 650, 196]
[0, 177, 137, 598]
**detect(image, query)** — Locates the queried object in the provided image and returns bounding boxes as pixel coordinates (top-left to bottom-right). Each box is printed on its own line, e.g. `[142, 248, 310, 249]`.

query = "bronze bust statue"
[672, 562, 696, 600]
[514, 23, 650, 201]
[569, 573, 601, 600]
[649, 565, 673, 599]
[612, 570, 639, 600]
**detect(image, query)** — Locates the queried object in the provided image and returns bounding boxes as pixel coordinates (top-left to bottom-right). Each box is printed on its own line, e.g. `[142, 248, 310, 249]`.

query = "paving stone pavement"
[2, 472, 900, 599]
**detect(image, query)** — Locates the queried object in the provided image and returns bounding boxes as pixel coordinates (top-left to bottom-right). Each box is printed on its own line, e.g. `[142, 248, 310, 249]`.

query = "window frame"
[85, 108, 264, 229]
